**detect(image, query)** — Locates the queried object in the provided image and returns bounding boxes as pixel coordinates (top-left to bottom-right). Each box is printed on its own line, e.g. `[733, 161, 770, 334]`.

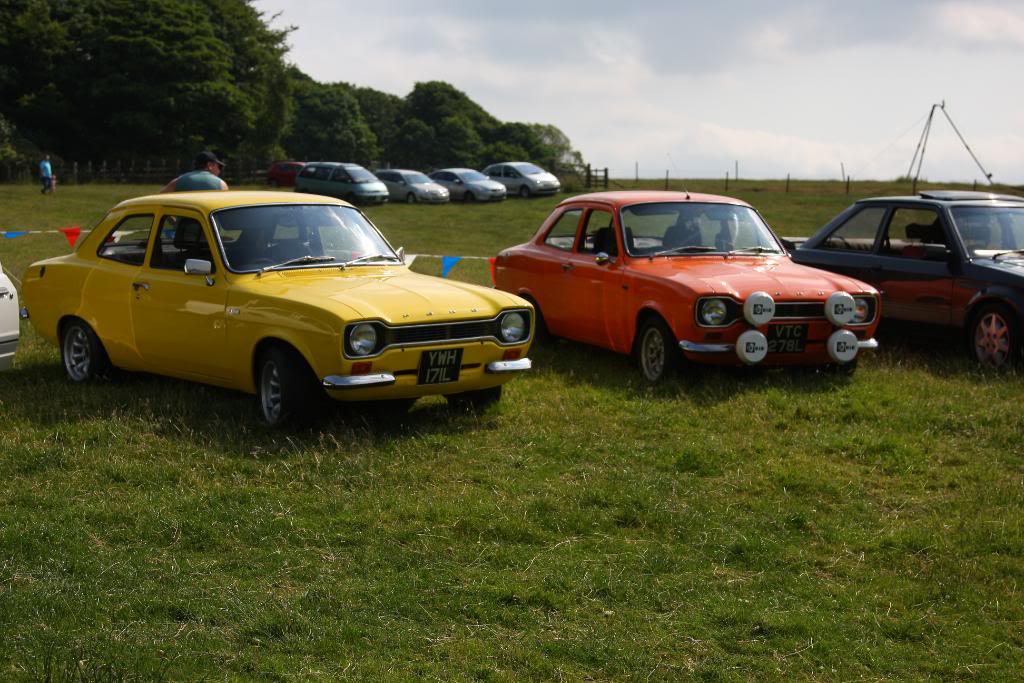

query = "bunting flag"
[59, 226, 81, 248]
[3, 231, 27, 239]
[488, 257, 497, 286]
[440, 255, 462, 278]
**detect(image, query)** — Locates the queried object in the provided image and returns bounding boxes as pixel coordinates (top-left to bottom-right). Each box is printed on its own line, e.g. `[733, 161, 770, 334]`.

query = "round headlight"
[700, 298, 729, 326]
[349, 323, 378, 356]
[852, 297, 871, 324]
[499, 312, 527, 342]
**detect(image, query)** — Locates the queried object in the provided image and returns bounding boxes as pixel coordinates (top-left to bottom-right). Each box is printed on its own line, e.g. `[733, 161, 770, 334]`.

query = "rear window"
[97, 214, 154, 266]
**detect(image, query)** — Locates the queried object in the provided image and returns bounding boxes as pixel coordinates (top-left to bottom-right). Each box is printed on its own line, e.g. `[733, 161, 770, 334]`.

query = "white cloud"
[935, 2, 1024, 47]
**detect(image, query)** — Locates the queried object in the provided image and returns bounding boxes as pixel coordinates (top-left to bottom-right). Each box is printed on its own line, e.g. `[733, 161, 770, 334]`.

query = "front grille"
[390, 320, 494, 345]
[774, 302, 825, 319]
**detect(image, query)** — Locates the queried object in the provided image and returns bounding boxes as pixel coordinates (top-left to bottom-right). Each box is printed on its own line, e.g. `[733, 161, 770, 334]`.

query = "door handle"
[561, 263, 574, 271]
[132, 281, 150, 291]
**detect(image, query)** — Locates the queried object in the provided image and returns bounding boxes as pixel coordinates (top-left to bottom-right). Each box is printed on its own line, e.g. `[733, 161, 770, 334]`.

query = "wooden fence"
[0, 158, 270, 186]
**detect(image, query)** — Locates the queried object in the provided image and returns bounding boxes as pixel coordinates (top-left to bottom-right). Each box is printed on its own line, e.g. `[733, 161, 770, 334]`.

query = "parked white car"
[375, 169, 450, 204]
[482, 161, 561, 198]
[428, 168, 507, 202]
[0, 259, 19, 370]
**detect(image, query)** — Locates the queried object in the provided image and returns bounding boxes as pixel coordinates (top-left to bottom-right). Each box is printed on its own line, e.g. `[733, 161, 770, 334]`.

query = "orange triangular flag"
[488, 257, 497, 286]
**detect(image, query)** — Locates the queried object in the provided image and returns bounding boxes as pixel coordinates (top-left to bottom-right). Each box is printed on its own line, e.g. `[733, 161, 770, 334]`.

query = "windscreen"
[405, 172, 433, 184]
[951, 206, 1024, 257]
[620, 202, 781, 256]
[211, 204, 395, 272]
[461, 170, 488, 182]
[515, 163, 545, 175]
[346, 166, 378, 183]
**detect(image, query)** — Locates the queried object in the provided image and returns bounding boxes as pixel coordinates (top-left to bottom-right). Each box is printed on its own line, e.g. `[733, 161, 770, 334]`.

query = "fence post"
[845, 175, 850, 194]
[603, 168, 608, 190]
[785, 173, 790, 193]
[586, 164, 592, 189]
[973, 179, 977, 191]
[725, 172, 729, 191]
[664, 170, 668, 190]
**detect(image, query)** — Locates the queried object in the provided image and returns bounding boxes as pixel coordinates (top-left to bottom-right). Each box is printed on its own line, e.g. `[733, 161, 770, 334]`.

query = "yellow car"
[22, 191, 534, 424]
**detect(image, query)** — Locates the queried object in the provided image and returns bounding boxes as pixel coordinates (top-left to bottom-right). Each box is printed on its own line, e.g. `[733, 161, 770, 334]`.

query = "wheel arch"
[963, 289, 1022, 337]
[250, 335, 318, 395]
[632, 305, 673, 355]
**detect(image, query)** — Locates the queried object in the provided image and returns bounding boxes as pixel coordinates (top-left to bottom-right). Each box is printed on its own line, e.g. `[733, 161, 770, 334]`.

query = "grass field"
[1, 181, 1023, 680]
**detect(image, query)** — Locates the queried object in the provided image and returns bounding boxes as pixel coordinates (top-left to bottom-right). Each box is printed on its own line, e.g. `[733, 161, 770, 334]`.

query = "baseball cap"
[194, 150, 226, 169]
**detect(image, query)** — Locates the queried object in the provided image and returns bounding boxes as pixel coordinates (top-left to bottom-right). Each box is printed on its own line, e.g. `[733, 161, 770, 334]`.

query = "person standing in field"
[160, 151, 229, 193]
[39, 155, 54, 194]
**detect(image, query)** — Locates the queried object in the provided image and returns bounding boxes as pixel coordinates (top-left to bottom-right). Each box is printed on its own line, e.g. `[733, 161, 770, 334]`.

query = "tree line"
[0, 0, 582, 171]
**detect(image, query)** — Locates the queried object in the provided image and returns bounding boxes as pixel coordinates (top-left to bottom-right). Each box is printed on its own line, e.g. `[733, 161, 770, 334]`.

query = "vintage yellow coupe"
[21, 191, 534, 424]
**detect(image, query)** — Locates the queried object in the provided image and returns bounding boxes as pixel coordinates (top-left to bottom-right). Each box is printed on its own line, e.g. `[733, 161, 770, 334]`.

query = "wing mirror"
[396, 246, 406, 263]
[184, 259, 212, 275]
[595, 252, 611, 265]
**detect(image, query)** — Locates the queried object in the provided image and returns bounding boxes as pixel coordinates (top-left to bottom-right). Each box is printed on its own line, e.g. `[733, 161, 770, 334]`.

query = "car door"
[0, 261, 18, 370]
[557, 207, 629, 350]
[504, 166, 524, 194]
[871, 205, 955, 324]
[130, 210, 230, 380]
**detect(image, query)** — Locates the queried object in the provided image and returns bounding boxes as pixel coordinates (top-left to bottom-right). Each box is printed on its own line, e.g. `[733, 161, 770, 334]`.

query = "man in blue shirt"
[160, 151, 229, 193]
[39, 155, 54, 194]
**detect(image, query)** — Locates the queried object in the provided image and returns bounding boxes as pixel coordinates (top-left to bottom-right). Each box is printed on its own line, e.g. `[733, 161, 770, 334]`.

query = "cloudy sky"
[254, 0, 1024, 183]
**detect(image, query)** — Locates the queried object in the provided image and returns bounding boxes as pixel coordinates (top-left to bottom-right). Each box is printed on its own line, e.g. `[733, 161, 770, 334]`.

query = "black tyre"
[519, 184, 531, 198]
[523, 297, 551, 342]
[446, 386, 502, 411]
[61, 319, 111, 382]
[464, 190, 476, 202]
[268, 178, 278, 188]
[970, 302, 1019, 368]
[257, 345, 324, 426]
[406, 192, 417, 204]
[635, 316, 679, 383]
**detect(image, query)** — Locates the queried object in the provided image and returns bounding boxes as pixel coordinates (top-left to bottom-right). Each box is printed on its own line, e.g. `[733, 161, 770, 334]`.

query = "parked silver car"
[428, 168, 507, 202]
[482, 161, 561, 198]
[0, 259, 19, 371]
[376, 169, 450, 204]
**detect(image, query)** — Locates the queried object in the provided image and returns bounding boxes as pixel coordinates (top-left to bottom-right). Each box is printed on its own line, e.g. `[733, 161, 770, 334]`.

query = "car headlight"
[699, 298, 729, 326]
[852, 297, 872, 324]
[348, 323, 379, 356]
[499, 312, 528, 342]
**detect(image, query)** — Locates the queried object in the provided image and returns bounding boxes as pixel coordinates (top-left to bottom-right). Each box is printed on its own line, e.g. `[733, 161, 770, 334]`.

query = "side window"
[298, 166, 317, 178]
[820, 207, 886, 251]
[580, 209, 617, 256]
[327, 167, 347, 181]
[506, 167, 521, 179]
[97, 214, 154, 266]
[436, 172, 452, 182]
[543, 209, 582, 251]
[150, 215, 214, 271]
[882, 207, 946, 257]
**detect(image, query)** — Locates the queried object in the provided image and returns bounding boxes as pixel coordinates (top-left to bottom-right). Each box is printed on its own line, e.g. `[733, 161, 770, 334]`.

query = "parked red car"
[494, 191, 881, 381]
[265, 161, 306, 187]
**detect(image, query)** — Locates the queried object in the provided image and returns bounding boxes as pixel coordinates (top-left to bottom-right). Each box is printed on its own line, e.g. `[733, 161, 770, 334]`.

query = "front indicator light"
[349, 323, 378, 356]
[852, 297, 871, 324]
[700, 298, 728, 326]
[499, 312, 527, 342]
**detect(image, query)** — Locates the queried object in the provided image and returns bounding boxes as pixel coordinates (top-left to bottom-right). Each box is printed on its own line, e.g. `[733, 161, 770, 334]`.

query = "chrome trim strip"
[322, 373, 396, 389]
[680, 340, 734, 353]
[485, 358, 532, 373]
[857, 338, 879, 350]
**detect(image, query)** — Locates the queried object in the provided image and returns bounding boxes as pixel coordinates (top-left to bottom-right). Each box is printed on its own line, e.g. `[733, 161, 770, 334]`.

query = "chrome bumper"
[680, 338, 880, 353]
[485, 358, 532, 373]
[680, 340, 733, 353]
[322, 373, 396, 389]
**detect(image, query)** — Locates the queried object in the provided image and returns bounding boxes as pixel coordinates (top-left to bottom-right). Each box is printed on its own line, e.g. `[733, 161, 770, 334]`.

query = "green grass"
[1, 182, 1023, 680]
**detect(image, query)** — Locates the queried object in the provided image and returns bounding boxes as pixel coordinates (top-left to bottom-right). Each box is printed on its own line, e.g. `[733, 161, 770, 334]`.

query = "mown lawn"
[1, 182, 1022, 680]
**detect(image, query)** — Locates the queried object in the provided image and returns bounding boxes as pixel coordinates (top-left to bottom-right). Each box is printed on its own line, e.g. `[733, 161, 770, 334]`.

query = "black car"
[792, 190, 1024, 367]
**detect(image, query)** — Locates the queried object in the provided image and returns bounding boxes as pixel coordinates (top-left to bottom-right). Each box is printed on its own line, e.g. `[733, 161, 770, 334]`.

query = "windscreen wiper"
[649, 245, 718, 259]
[992, 249, 1024, 260]
[262, 255, 337, 272]
[726, 246, 780, 256]
[339, 253, 402, 269]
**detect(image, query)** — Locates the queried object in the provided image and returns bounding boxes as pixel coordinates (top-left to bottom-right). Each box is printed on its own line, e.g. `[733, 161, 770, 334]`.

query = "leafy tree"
[283, 75, 378, 163]
[0, 114, 18, 163]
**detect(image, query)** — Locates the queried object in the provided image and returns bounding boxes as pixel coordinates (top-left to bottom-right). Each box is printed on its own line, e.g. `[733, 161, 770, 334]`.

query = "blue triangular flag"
[441, 255, 462, 278]
[3, 231, 27, 239]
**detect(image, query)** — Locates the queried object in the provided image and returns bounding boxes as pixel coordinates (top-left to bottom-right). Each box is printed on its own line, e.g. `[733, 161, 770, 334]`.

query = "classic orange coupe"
[494, 191, 881, 381]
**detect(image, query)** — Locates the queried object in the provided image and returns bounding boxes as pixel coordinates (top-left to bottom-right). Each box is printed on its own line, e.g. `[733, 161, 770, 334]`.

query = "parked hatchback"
[295, 162, 389, 205]
[428, 168, 506, 202]
[792, 190, 1024, 367]
[483, 161, 561, 198]
[375, 169, 450, 203]
[266, 161, 306, 187]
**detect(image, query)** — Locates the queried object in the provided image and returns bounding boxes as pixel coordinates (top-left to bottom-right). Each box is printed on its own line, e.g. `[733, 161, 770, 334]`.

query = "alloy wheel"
[63, 326, 91, 381]
[975, 311, 1011, 367]
[641, 327, 666, 381]
[260, 360, 283, 423]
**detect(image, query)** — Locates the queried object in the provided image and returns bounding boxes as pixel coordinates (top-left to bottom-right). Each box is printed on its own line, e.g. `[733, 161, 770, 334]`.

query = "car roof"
[435, 168, 477, 174]
[559, 190, 753, 209]
[859, 190, 1024, 205]
[112, 191, 351, 212]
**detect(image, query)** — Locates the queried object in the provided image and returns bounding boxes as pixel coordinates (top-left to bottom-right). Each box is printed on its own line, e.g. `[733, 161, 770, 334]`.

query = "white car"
[375, 169, 450, 204]
[0, 259, 19, 370]
[482, 161, 561, 198]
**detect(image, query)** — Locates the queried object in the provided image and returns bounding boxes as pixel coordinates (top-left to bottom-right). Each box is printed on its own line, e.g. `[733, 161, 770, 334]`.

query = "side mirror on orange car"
[595, 252, 610, 265]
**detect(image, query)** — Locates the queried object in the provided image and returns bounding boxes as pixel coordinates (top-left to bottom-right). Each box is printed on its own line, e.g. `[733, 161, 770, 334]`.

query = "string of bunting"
[0, 230, 497, 284]
[1, 227, 82, 248]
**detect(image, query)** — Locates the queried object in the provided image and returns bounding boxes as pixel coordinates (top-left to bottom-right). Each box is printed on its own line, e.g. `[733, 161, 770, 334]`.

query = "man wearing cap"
[160, 151, 229, 193]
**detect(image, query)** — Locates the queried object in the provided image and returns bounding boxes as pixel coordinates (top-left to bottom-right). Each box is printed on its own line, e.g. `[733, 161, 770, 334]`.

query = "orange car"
[494, 191, 880, 381]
